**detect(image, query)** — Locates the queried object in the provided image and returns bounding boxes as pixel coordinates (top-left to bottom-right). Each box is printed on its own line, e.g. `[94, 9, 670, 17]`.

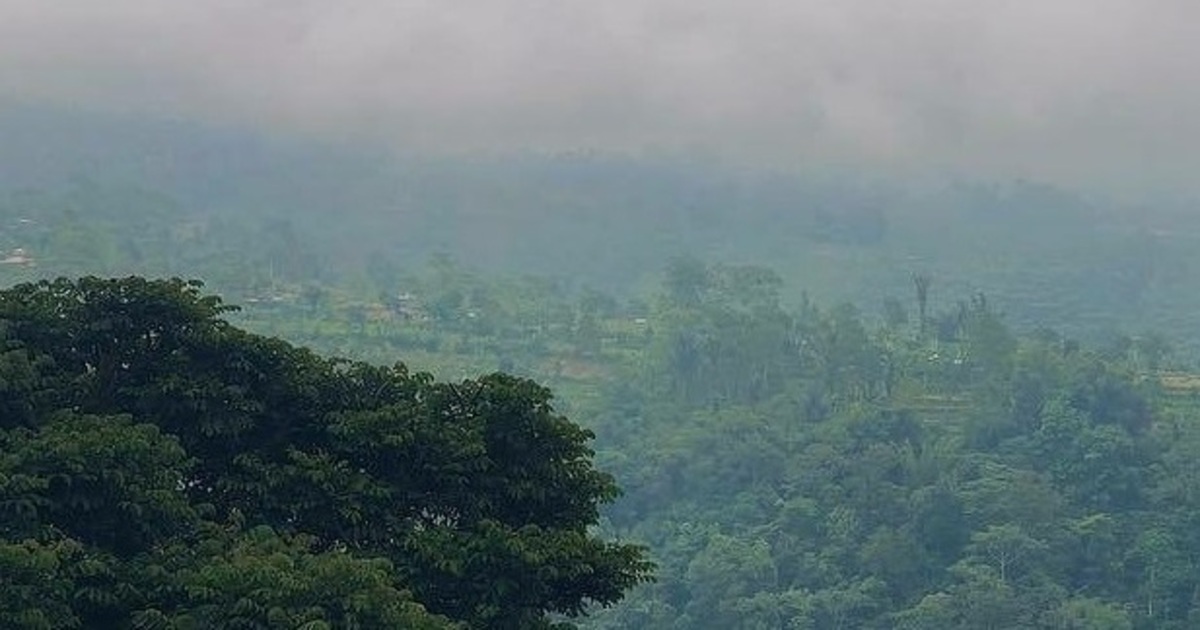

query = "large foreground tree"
[0, 277, 651, 629]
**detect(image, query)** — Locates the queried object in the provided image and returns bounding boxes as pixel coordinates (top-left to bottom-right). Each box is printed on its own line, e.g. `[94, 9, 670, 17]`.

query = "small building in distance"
[0, 248, 34, 267]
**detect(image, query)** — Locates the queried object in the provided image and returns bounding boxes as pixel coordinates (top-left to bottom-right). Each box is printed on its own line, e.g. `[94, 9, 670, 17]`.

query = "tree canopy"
[0, 276, 651, 629]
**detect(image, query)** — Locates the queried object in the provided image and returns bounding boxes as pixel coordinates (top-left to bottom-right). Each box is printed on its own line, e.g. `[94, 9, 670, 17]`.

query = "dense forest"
[5, 153, 1200, 628]
[0, 277, 651, 628]
[8, 0, 1200, 626]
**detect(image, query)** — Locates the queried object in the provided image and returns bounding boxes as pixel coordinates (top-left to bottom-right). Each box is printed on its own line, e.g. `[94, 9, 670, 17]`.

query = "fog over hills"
[3, 1, 1200, 351]
[4, 0, 1200, 194]
[4, 104, 1200, 360]
[11, 5, 1200, 628]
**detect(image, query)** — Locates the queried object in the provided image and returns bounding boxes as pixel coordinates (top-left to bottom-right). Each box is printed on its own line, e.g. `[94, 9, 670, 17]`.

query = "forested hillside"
[7, 0, 1200, 626]
[4, 255, 1196, 626]
[198, 255, 1200, 627]
[5, 156, 1200, 628]
[246, 254, 1200, 628]
[4, 119, 1200, 355]
[580, 261, 1200, 629]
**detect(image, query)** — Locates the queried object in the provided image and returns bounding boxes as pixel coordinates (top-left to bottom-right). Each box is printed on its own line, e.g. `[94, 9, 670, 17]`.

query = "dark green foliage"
[578, 262, 1200, 629]
[0, 277, 651, 629]
[76, 255, 1188, 629]
[5, 226, 1200, 629]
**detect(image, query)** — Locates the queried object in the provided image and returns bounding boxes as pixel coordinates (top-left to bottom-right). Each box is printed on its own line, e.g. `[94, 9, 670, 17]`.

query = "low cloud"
[2, 0, 1198, 192]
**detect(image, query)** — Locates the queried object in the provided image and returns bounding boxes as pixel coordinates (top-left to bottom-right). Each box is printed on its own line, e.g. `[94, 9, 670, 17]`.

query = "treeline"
[0, 183, 325, 293]
[9, 174, 1200, 358]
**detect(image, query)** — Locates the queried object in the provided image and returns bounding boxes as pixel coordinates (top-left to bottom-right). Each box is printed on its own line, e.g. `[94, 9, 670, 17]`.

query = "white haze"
[2, 0, 1198, 193]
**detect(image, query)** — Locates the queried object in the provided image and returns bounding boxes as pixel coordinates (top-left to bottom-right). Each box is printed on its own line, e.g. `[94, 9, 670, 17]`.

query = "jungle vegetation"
[4, 168, 1200, 628]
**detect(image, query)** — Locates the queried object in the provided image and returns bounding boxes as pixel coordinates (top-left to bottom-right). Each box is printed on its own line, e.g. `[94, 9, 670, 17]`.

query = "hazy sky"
[2, 1, 1198, 191]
